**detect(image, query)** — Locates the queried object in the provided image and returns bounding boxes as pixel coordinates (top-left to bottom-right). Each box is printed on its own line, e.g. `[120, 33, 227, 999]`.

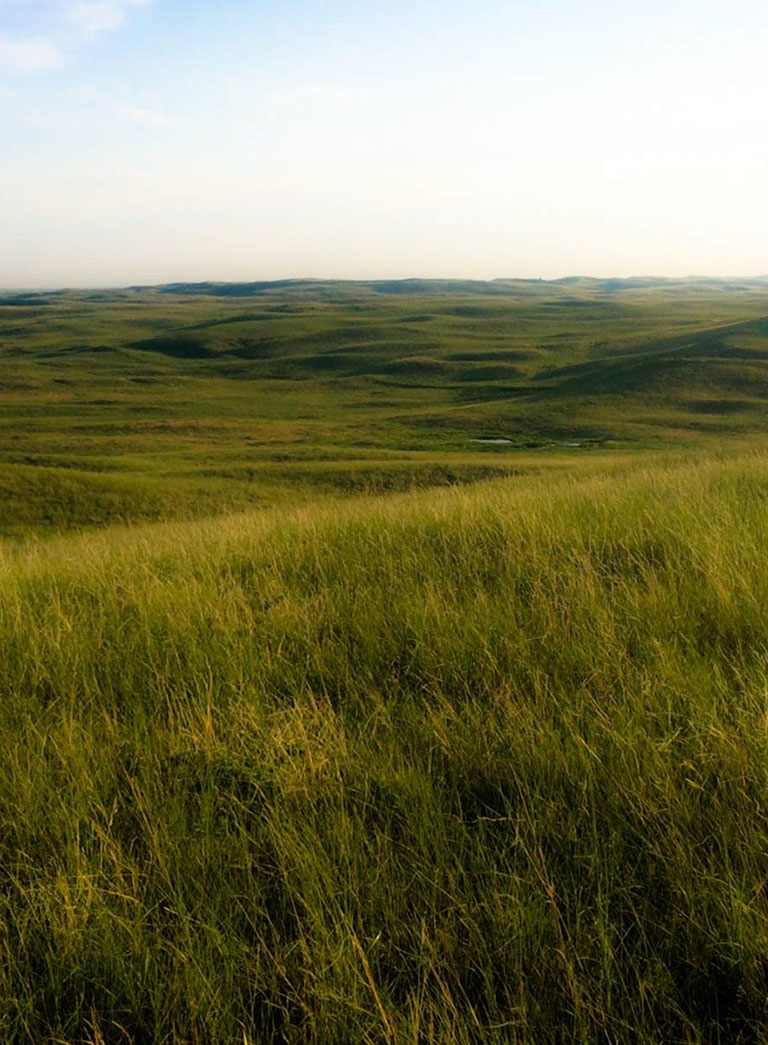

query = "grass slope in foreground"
[2, 452, 768, 1042]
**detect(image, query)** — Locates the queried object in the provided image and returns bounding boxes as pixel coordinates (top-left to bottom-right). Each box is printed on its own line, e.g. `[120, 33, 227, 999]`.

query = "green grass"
[5, 279, 768, 1040]
[2, 277, 768, 535]
[3, 450, 768, 1041]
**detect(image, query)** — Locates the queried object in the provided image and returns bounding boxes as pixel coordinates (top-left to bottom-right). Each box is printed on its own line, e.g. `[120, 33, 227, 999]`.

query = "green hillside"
[3, 453, 768, 1041]
[2, 277, 768, 535]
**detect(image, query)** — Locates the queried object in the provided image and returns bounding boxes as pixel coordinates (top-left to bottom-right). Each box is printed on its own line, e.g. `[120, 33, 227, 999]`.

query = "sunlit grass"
[2, 452, 768, 1041]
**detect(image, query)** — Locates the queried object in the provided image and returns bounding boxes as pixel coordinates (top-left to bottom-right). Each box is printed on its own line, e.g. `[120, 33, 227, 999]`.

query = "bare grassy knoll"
[2, 452, 768, 1042]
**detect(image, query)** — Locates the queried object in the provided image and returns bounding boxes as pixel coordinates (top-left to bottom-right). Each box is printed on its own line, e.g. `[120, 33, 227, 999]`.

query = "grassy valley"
[2, 277, 768, 533]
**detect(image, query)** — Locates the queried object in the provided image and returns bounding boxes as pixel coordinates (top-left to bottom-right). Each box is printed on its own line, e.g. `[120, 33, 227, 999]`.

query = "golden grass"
[2, 451, 768, 1041]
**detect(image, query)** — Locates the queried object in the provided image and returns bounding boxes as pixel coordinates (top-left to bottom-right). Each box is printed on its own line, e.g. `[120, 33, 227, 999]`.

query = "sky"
[1, 0, 767, 287]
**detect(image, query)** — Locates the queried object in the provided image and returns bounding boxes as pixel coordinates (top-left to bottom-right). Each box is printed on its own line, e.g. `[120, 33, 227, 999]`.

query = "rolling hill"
[1, 277, 768, 534]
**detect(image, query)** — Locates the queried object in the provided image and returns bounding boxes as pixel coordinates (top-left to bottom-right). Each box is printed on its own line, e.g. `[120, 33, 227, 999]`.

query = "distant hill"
[2, 277, 768, 533]
[117, 275, 768, 301]
[3, 275, 768, 306]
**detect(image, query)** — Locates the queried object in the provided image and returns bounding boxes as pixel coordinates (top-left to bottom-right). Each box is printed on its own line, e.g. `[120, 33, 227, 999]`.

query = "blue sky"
[1, 0, 767, 287]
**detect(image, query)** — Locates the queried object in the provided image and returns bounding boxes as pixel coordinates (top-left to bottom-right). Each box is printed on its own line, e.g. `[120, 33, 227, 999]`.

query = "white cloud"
[0, 0, 153, 75]
[63, 0, 153, 39]
[0, 33, 62, 74]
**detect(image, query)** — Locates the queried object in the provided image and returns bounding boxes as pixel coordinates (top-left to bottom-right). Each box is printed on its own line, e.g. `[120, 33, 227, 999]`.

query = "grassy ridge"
[2, 452, 768, 1041]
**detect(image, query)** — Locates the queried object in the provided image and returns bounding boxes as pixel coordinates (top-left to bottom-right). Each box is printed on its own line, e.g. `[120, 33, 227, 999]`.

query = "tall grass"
[2, 454, 768, 1042]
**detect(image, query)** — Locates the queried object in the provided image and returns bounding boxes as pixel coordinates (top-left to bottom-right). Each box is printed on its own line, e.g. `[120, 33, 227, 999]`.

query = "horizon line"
[3, 273, 768, 294]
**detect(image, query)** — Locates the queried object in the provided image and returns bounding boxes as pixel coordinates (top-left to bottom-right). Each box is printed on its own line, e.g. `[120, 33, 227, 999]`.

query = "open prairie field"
[3, 280, 768, 1042]
[2, 277, 768, 534]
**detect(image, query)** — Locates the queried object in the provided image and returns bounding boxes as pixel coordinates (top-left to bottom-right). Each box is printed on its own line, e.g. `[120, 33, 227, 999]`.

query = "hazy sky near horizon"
[1, 0, 767, 287]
